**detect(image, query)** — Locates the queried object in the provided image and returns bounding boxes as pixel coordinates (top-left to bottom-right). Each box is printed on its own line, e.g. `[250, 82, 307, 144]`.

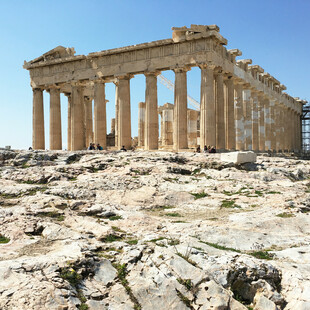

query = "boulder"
[221, 151, 257, 164]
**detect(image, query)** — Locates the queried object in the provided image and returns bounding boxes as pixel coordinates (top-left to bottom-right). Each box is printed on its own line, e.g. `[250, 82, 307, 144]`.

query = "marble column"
[225, 77, 235, 150]
[145, 72, 159, 150]
[258, 94, 265, 151]
[32, 88, 45, 150]
[84, 96, 93, 147]
[117, 75, 131, 150]
[264, 98, 271, 151]
[111, 118, 115, 135]
[71, 84, 85, 151]
[297, 113, 302, 151]
[284, 107, 290, 151]
[243, 88, 252, 150]
[270, 99, 276, 151]
[279, 105, 285, 152]
[215, 69, 225, 150]
[275, 103, 281, 152]
[49, 87, 62, 150]
[162, 107, 174, 146]
[200, 65, 215, 148]
[114, 82, 119, 148]
[173, 67, 189, 150]
[251, 91, 259, 151]
[64, 93, 72, 151]
[94, 81, 106, 149]
[187, 110, 199, 148]
[138, 101, 145, 147]
[234, 82, 244, 150]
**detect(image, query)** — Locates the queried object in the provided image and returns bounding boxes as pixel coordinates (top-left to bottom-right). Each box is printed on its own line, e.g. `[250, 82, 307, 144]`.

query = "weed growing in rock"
[248, 250, 274, 260]
[199, 241, 241, 253]
[126, 239, 138, 245]
[165, 212, 183, 217]
[266, 191, 281, 194]
[220, 200, 241, 209]
[60, 267, 82, 287]
[0, 234, 10, 243]
[176, 289, 193, 308]
[276, 212, 295, 218]
[109, 215, 123, 221]
[190, 191, 209, 200]
[102, 234, 123, 243]
[177, 278, 193, 291]
[37, 211, 64, 221]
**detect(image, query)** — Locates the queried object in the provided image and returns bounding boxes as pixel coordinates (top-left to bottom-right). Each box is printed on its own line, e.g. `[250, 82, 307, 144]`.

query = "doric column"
[84, 96, 93, 147]
[234, 82, 244, 150]
[251, 90, 259, 151]
[187, 110, 199, 148]
[284, 107, 290, 151]
[215, 69, 225, 150]
[117, 75, 131, 150]
[225, 76, 235, 150]
[64, 93, 72, 151]
[71, 84, 85, 151]
[270, 99, 276, 151]
[275, 103, 281, 152]
[94, 80, 107, 149]
[173, 67, 190, 151]
[114, 82, 119, 148]
[279, 105, 285, 152]
[162, 106, 174, 146]
[264, 98, 272, 151]
[200, 65, 215, 148]
[138, 102, 145, 147]
[258, 94, 265, 151]
[111, 118, 115, 135]
[145, 72, 160, 150]
[297, 113, 302, 151]
[48, 86, 62, 150]
[32, 88, 45, 150]
[293, 111, 298, 151]
[243, 87, 252, 150]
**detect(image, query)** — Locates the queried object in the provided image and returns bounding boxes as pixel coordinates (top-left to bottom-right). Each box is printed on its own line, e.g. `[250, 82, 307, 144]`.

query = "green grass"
[266, 191, 281, 194]
[165, 212, 183, 217]
[176, 290, 192, 308]
[177, 253, 197, 267]
[152, 205, 175, 211]
[190, 191, 209, 200]
[276, 212, 295, 218]
[102, 234, 123, 243]
[148, 237, 166, 243]
[109, 215, 123, 221]
[199, 240, 241, 253]
[37, 211, 64, 221]
[220, 200, 241, 209]
[177, 278, 193, 291]
[0, 234, 10, 243]
[60, 267, 82, 287]
[126, 239, 138, 245]
[248, 250, 274, 260]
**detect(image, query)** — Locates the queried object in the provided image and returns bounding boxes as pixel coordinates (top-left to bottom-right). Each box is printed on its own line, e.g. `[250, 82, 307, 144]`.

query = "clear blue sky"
[0, 0, 309, 149]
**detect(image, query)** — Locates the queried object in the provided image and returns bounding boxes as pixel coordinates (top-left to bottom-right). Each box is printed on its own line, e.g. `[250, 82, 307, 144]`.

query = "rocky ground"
[0, 149, 309, 310]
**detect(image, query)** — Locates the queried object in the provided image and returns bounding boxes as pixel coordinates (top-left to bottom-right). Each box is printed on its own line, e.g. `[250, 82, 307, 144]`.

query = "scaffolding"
[302, 104, 310, 152]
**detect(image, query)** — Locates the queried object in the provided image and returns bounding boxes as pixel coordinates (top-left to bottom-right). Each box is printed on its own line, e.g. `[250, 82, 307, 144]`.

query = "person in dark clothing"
[120, 145, 127, 151]
[88, 143, 95, 150]
[196, 145, 201, 153]
[96, 144, 103, 150]
[209, 146, 216, 153]
[204, 145, 208, 153]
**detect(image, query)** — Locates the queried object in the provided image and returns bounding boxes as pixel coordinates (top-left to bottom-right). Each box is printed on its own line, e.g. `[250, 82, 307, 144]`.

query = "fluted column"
[173, 67, 190, 150]
[49, 87, 62, 150]
[162, 108, 174, 146]
[117, 75, 131, 150]
[293, 111, 297, 151]
[145, 72, 159, 150]
[215, 69, 225, 150]
[297, 113, 302, 151]
[32, 88, 45, 150]
[275, 103, 281, 152]
[71, 84, 85, 151]
[225, 77, 235, 150]
[84, 96, 93, 147]
[284, 107, 290, 151]
[200, 65, 215, 148]
[114, 82, 119, 148]
[270, 99, 276, 151]
[258, 94, 265, 151]
[243, 88, 252, 150]
[187, 110, 199, 148]
[138, 102, 145, 147]
[264, 98, 271, 151]
[252, 91, 259, 151]
[94, 81, 106, 149]
[234, 82, 244, 150]
[64, 93, 72, 151]
[279, 105, 285, 152]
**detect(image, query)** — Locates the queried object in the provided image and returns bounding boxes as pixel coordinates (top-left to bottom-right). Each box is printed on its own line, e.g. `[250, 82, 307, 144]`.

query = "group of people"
[87, 143, 103, 150]
[196, 145, 216, 153]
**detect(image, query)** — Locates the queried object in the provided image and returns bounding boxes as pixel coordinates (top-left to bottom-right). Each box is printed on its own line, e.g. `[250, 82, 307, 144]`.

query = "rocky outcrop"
[0, 150, 309, 309]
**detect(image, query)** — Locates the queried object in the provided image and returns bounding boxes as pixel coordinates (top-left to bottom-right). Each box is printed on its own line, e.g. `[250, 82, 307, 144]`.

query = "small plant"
[0, 234, 10, 244]
[148, 237, 166, 243]
[60, 267, 82, 287]
[190, 191, 209, 200]
[249, 250, 274, 260]
[168, 238, 180, 246]
[102, 234, 123, 243]
[126, 239, 138, 245]
[37, 211, 64, 221]
[109, 215, 123, 221]
[220, 200, 241, 209]
[266, 191, 281, 195]
[151, 205, 175, 211]
[177, 278, 193, 291]
[199, 240, 241, 253]
[276, 212, 295, 218]
[165, 212, 182, 217]
[176, 289, 192, 308]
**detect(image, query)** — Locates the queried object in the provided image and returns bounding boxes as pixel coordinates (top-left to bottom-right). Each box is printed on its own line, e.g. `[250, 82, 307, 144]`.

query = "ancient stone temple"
[24, 25, 307, 152]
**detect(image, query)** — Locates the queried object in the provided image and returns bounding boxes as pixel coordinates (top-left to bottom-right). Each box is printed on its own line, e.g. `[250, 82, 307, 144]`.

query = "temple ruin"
[23, 24, 307, 152]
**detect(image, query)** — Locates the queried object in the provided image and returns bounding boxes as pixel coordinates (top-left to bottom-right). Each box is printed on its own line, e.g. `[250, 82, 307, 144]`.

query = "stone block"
[220, 151, 257, 164]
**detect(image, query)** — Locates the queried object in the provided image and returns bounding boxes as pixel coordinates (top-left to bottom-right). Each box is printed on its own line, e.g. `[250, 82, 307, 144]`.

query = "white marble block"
[220, 151, 257, 164]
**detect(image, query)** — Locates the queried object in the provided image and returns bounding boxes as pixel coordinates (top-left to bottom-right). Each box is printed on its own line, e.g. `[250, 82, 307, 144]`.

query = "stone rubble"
[0, 149, 310, 309]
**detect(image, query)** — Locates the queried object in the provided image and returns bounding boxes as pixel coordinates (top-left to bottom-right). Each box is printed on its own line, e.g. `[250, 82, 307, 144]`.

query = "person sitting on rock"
[88, 143, 95, 150]
[209, 146, 216, 153]
[204, 145, 208, 152]
[120, 145, 127, 152]
[196, 145, 201, 153]
[96, 144, 103, 150]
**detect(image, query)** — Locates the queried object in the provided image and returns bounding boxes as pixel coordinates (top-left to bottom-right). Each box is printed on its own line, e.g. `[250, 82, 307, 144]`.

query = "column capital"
[46, 84, 61, 93]
[173, 66, 191, 73]
[32, 87, 44, 92]
[198, 63, 216, 70]
[63, 92, 71, 98]
[70, 81, 86, 89]
[214, 67, 223, 75]
[115, 73, 133, 81]
[144, 70, 161, 77]
[93, 79, 106, 84]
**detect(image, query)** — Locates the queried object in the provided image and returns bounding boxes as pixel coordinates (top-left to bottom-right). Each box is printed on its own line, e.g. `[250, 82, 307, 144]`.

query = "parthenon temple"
[24, 24, 307, 152]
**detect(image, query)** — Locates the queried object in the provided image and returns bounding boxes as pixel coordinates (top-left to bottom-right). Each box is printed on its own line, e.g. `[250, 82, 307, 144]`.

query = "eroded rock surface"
[0, 149, 309, 309]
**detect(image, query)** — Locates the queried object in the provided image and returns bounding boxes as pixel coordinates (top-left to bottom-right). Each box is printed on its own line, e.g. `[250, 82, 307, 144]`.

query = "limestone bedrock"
[0, 149, 309, 310]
